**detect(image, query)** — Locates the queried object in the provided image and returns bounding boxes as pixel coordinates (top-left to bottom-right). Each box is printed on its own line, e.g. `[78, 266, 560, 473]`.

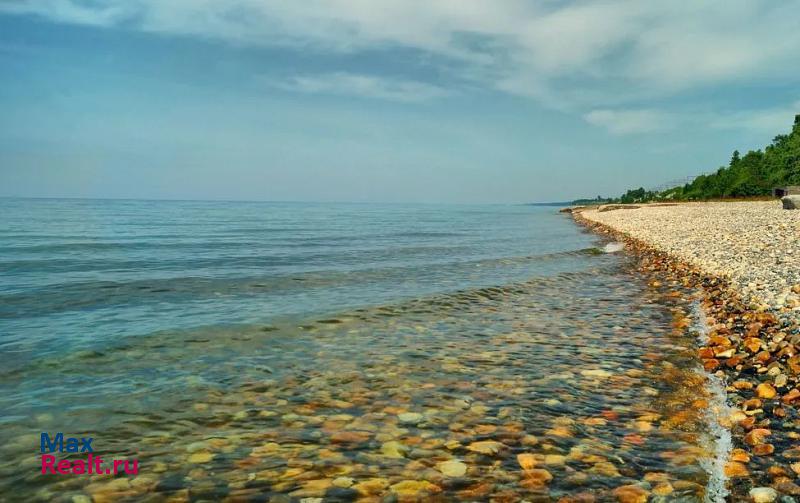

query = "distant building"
[773, 186, 800, 197]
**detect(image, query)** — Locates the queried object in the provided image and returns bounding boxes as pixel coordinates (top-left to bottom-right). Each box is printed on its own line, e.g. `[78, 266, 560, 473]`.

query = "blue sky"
[1, 1, 799, 203]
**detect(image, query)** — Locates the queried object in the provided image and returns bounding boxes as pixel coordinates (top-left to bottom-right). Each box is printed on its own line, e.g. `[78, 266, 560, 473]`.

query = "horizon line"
[0, 195, 574, 206]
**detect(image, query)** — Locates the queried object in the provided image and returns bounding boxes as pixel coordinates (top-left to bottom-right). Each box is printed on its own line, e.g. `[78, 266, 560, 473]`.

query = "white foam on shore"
[691, 300, 733, 503]
[691, 301, 711, 345]
[603, 242, 624, 253]
[701, 371, 733, 503]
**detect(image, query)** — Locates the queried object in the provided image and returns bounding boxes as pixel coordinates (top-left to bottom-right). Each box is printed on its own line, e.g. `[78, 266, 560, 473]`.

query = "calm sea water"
[0, 199, 723, 501]
[0, 200, 592, 358]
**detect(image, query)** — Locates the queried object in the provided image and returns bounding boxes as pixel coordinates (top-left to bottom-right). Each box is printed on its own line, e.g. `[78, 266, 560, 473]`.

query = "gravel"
[580, 201, 800, 314]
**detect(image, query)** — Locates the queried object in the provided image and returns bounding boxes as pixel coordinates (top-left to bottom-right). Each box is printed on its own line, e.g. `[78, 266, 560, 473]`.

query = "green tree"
[608, 116, 800, 202]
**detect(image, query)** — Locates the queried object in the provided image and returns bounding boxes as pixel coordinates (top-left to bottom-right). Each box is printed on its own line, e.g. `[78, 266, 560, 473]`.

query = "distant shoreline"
[525, 201, 573, 207]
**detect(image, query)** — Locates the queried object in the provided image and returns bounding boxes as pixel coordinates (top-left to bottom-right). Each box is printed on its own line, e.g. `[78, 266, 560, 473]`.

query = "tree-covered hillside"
[607, 115, 800, 204]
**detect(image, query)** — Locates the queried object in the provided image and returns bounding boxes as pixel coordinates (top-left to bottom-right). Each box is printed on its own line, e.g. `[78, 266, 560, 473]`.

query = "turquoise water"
[1, 200, 591, 359]
[0, 199, 719, 501]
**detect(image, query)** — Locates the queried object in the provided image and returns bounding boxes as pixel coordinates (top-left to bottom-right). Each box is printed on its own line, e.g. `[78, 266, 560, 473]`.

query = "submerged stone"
[389, 480, 442, 499]
[519, 469, 552, 489]
[517, 453, 537, 470]
[581, 369, 612, 378]
[332, 476, 354, 488]
[466, 441, 505, 455]
[380, 441, 408, 458]
[612, 484, 649, 503]
[352, 478, 389, 496]
[750, 487, 778, 503]
[436, 460, 467, 477]
[398, 412, 423, 424]
[187, 452, 214, 464]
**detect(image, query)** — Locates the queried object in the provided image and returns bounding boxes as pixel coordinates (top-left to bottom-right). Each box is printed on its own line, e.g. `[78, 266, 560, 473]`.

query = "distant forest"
[579, 115, 800, 204]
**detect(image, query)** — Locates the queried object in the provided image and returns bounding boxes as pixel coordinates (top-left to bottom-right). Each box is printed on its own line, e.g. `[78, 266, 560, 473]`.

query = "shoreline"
[572, 204, 800, 501]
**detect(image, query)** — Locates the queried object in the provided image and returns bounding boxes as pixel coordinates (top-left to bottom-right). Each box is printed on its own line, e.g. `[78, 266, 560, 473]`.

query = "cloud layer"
[583, 109, 672, 136]
[3, 0, 800, 133]
[275, 72, 450, 102]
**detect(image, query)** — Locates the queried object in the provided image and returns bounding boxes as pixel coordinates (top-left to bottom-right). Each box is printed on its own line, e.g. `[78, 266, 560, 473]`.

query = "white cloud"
[708, 102, 800, 134]
[584, 100, 800, 136]
[583, 109, 672, 135]
[0, 0, 135, 26]
[274, 72, 449, 102]
[3, 0, 800, 115]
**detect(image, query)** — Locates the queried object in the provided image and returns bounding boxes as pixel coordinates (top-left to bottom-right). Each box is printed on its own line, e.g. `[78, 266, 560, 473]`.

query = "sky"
[1, 1, 799, 203]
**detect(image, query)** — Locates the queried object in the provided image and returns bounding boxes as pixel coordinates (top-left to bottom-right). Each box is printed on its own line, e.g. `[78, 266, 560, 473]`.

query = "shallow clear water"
[0, 199, 719, 501]
[0, 200, 591, 358]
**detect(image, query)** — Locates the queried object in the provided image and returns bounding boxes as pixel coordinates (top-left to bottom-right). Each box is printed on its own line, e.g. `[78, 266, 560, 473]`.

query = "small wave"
[692, 301, 732, 503]
[701, 373, 733, 503]
[380, 231, 464, 238]
[603, 242, 625, 253]
[691, 301, 711, 346]
[0, 248, 596, 319]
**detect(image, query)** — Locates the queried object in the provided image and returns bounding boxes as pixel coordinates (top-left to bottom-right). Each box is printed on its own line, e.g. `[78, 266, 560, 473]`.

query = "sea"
[0, 199, 728, 501]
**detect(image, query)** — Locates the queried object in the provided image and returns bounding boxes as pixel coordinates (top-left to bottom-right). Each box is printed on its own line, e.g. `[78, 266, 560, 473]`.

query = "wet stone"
[389, 480, 442, 499]
[436, 460, 467, 477]
[612, 484, 649, 503]
[352, 478, 389, 496]
[750, 487, 779, 503]
[466, 440, 505, 456]
[398, 412, 423, 425]
[322, 487, 359, 501]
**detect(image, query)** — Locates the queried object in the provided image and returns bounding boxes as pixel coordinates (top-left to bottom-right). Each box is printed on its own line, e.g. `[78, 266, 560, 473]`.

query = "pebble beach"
[575, 200, 800, 502]
[578, 201, 800, 314]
